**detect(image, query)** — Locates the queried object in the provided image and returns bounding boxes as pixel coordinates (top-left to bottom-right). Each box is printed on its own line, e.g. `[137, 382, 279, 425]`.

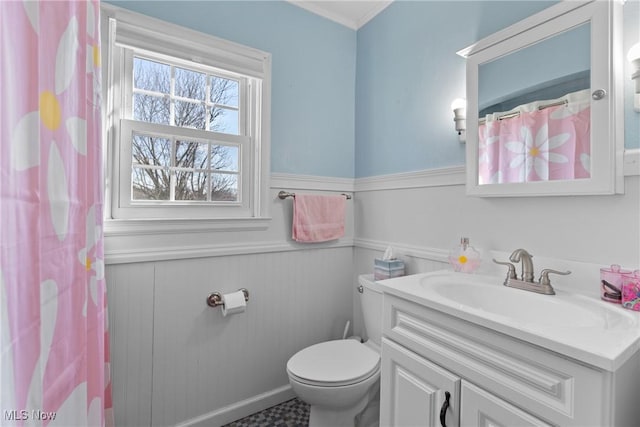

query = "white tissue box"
[374, 258, 405, 280]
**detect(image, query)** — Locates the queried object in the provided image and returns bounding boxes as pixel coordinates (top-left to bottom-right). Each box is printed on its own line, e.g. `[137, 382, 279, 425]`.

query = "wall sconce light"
[451, 98, 466, 143]
[629, 41, 640, 112]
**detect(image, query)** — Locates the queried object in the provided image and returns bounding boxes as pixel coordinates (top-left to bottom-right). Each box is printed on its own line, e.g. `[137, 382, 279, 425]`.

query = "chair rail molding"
[104, 172, 355, 264]
[624, 148, 640, 176]
[105, 238, 355, 265]
[105, 159, 639, 264]
[271, 172, 355, 192]
[354, 238, 450, 264]
[355, 166, 466, 192]
[354, 151, 639, 194]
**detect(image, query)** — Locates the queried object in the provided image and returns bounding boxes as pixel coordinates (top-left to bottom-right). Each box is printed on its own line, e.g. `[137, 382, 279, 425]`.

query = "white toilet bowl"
[287, 339, 380, 427]
[287, 275, 383, 427]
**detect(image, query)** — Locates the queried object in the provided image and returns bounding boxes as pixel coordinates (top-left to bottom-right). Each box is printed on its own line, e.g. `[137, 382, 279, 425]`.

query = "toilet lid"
[287, 340, 380, 387]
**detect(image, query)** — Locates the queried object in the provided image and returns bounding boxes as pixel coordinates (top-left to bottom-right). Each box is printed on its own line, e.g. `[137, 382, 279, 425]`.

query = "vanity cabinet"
[381, 338, 550, 427]
[381, 338, 460, 426]
[380, 293, 640, 426]
[460, 382, 551, 427]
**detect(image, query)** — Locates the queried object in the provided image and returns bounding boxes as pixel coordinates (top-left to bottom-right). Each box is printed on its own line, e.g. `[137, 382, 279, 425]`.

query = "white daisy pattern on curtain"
[504, 122, 571, 182]
[477, 119, 501, 184]
[0, 1, 112, 426]
[478, 95, 591, 184]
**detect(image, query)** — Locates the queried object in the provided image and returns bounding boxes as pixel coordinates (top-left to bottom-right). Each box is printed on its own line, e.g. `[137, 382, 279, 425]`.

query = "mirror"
[478, 23, 590, 118]
[478, 23, 591, 185]
[459, 0, 624, 197]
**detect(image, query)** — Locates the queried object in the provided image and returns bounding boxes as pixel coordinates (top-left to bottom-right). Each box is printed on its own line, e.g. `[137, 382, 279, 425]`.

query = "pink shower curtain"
[1, 1, 112, 425]
[478, 100, 591, 185]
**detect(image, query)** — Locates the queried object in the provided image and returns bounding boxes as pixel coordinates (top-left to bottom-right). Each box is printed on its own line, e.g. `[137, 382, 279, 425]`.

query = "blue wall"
[355, 1, 556, 178]
[108, 0, 357, 178]
[108, 0, 639, 180]
[355, 0, 640, 178]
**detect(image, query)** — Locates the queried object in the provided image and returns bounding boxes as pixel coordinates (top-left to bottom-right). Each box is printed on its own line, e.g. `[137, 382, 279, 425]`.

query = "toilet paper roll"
[221, 290, 247, 317]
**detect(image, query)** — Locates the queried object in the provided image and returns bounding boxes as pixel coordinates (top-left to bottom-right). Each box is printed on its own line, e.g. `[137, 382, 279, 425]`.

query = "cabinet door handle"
[439, 391, 451, 427]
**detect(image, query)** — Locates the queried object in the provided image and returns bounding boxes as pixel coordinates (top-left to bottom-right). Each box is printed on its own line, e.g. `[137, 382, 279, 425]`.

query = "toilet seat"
[287, 339, 380, 387]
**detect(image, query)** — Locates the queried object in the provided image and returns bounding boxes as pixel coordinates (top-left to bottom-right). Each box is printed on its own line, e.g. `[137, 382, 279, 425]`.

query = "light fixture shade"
[451, 98, 466, 142]
[628, 41, 640, 64]
[450, 98, 466, 111]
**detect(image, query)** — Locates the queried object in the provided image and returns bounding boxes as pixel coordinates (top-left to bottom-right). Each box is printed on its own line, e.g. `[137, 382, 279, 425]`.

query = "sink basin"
[378, 270, 640, 370]
[422, 272, 635, 329]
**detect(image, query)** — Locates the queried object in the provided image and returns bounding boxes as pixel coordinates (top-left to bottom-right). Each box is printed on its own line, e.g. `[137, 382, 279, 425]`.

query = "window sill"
[104, 216, 272, 237]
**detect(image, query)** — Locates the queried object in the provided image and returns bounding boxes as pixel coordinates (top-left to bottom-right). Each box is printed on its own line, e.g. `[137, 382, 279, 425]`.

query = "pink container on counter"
[600, 264, 630, 304]
[621, 270, 640, 312]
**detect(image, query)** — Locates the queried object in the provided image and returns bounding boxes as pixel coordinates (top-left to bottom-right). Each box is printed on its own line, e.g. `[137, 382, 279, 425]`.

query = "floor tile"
[223, 398, 310, 427]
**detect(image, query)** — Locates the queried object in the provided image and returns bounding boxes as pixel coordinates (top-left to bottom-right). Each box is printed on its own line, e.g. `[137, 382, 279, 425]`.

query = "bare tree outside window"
[131, 57, 240, 202]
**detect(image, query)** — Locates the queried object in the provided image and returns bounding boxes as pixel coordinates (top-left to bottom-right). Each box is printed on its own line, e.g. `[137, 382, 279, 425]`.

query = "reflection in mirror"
[478, 24, 590, 115]
[477, 23, 591, 185]
[462, 0, 624, 196]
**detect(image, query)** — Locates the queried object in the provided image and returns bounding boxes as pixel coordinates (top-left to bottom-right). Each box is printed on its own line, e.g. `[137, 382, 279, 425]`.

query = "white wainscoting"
[107, 247, 354, 426]
[106, 174, 356, 426]
[107, 262, 155, 426]
[106, 166, 640, 426]
[351, 159, 640, 337]
[355, 178, 640, 268]
[353, 164, 640, 287]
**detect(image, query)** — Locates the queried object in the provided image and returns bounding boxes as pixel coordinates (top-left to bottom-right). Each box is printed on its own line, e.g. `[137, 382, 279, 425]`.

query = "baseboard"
[175, 385, 295, 427]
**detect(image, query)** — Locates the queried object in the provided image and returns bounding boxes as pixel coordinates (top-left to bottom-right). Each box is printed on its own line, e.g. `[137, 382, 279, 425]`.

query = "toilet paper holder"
[206, 288, 250, 308]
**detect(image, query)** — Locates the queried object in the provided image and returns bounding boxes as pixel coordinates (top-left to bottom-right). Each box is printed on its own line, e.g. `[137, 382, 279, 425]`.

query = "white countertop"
[377, 270, 640, 371]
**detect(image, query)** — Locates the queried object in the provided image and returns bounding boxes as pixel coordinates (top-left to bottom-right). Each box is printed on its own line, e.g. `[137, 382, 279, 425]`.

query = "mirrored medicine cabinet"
[458, 0, 625, 197]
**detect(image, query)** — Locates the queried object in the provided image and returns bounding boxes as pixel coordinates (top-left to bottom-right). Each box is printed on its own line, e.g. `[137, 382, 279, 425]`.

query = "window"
[102, 5, 271, 221]
[125, 56, 244, 203]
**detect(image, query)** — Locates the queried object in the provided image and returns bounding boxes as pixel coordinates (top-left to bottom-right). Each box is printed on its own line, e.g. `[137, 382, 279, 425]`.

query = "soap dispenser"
[448, 237, 481, 273]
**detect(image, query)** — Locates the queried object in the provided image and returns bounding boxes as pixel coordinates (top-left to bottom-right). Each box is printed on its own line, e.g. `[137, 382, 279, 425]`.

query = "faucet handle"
[539, 269, 571, 286]
[493, 259, 517, 279]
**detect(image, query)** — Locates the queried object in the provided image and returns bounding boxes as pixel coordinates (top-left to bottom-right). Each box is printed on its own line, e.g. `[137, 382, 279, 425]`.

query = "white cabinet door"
[460, 382, 552, 427]
[381, 338, 461, 427]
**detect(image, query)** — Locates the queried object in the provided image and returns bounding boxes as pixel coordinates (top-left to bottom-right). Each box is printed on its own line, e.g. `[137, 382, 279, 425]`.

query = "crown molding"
[288, 0, 359, 29]
[286, 1, 393, 30]
[354, 1, 394, 29]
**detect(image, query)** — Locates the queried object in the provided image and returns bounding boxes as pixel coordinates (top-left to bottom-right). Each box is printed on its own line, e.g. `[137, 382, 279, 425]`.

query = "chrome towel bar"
[277, 190, 351, 200]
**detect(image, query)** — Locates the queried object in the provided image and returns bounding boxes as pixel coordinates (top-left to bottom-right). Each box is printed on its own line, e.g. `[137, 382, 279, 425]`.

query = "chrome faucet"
[493, 248, 571, 295]
[508, 249, 535, 282]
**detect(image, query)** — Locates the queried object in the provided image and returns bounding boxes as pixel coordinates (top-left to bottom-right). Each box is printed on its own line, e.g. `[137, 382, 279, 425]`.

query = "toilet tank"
[358, 274, 384, 348]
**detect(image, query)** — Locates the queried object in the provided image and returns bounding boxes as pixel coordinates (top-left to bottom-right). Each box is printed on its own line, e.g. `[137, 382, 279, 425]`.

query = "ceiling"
[287, 0, 393, 30]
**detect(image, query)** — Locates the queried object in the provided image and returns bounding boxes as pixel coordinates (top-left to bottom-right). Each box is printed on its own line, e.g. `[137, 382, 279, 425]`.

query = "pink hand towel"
[292, 194, 346, 242]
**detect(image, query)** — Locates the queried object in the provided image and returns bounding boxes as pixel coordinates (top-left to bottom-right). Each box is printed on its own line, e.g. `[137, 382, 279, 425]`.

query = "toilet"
[286, 275, 383, 427]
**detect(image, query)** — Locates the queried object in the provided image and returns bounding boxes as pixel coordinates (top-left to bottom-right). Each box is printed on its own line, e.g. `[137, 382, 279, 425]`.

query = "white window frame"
[119, 119, 249, 209]
[101, 4, 271, 228]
